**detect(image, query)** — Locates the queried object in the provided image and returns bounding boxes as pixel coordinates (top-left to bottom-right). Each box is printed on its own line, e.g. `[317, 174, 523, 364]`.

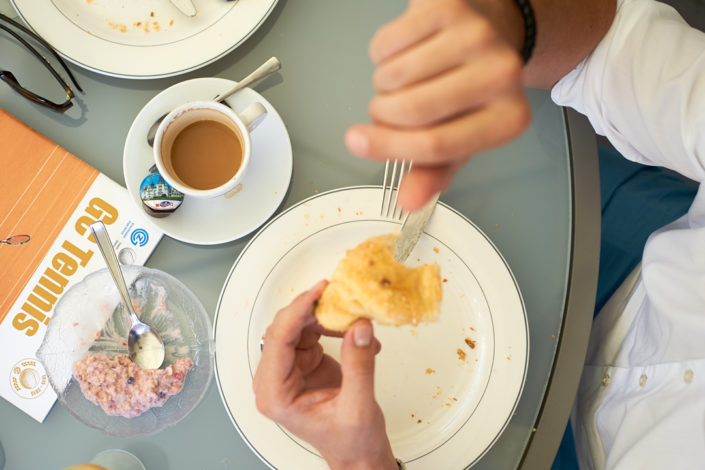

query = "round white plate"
[214, 186, 528, 469]
[123, 77, 292, 245]
[11, 0, 278, 79]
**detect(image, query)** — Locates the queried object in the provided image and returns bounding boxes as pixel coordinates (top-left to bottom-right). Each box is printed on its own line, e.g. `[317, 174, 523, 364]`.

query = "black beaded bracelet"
[512, 0, 537, 64]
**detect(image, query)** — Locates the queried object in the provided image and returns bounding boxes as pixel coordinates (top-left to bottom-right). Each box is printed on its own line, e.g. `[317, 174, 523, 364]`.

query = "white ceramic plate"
[123, 77, 292, 245]
[11, 0, 278, 79]
[214, 186, 528, 469]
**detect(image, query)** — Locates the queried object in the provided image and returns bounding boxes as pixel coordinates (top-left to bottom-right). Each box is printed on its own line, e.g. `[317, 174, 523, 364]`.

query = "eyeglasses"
[0, 13, 82, 112]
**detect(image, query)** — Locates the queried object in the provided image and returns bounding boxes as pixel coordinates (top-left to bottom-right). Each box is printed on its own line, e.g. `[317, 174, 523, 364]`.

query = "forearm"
[470, 0, 617, 89]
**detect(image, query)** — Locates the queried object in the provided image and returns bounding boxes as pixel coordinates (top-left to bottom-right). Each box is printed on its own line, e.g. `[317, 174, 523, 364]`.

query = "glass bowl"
[37, 265, 213, 437]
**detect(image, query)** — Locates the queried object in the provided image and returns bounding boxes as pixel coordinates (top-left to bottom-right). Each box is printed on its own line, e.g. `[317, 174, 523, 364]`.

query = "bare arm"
[471, 0, 617, 89]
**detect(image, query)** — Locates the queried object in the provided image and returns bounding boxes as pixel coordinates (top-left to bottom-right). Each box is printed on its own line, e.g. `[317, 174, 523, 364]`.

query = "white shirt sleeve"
[552, 2, 705, 469]
[551, 0, 705, 183]
[551, 0, 705, 364]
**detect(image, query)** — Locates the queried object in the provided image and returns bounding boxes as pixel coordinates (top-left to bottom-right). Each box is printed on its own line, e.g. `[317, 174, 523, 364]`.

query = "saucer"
[123, 77, 292, 245]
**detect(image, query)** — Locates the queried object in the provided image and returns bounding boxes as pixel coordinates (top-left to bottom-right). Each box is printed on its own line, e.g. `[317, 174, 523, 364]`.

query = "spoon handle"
[146, 56, 282, 147]
[212, 56, 281, 102]
[89, 222, 140, 326]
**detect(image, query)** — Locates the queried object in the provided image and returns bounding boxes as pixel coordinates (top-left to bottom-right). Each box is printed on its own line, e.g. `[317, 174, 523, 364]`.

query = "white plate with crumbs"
[214, 186, 528, 469]
[11, 0, 277, 79]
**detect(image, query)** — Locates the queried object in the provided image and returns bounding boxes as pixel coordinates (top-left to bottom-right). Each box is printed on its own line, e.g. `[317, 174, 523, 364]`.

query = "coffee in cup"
[153, 100, 267, 198]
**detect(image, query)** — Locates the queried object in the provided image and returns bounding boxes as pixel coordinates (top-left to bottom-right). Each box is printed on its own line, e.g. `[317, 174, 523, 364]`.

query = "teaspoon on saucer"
[89, 221, 165, 370]
[146, 56, 281, 147]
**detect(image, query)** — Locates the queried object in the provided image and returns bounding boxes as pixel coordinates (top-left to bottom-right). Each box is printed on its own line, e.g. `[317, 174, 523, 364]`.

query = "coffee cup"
[153, 100, 267, 199]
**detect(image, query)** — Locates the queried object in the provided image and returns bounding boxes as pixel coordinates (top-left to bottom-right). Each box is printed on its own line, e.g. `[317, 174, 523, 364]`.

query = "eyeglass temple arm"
[0, 22, 73, 99]
[0, 13, 82, 93]
[0, 22, 76, 101]
[0, 71, 73, 111]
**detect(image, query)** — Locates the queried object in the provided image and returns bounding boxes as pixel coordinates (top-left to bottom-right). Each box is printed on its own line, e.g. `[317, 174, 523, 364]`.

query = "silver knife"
[170, 0, 197, 17]
[394, 193, 440, 263]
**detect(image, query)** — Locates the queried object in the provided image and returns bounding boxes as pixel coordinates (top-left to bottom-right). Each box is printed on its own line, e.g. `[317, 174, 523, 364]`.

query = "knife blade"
[170, 0, 197, 17]
[394, 193, 440, 263]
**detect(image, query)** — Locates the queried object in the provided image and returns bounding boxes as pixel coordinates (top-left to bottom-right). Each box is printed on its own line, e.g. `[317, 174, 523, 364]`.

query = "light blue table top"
[0, 1, 599, 469]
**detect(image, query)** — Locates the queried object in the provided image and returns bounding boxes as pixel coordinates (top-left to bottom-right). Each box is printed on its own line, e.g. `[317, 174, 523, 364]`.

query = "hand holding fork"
[346, 0, 531, 212]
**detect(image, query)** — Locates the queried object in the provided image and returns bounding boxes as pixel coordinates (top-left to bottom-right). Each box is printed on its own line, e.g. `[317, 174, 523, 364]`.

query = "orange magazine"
[0, 112, 98, 323]
[0, 109, 163, 422]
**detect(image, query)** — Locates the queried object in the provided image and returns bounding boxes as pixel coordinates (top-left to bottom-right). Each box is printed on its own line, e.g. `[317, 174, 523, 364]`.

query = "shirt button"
[639, 374, 647, 387]
[684, 369, 694, 384]
[602, 373, 610, 386]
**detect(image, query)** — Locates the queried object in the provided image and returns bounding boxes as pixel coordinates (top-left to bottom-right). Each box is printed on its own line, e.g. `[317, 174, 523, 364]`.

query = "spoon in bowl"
[89, 221, 165, 370]
[146, 56, 282, 146]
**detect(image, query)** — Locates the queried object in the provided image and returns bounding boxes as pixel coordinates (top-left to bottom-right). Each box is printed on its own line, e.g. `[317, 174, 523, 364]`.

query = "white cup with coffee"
[153, 100, 267, 198]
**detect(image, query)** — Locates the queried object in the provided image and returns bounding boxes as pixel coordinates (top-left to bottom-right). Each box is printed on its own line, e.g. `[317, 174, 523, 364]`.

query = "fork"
[380, 159, 412, 221]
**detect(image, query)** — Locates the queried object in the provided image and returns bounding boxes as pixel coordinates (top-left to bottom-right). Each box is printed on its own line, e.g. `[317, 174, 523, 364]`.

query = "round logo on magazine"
[9, 358, 48, 399]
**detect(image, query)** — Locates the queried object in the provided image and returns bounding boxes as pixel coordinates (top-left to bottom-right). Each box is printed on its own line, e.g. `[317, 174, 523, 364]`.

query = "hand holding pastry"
[253, 281, 398, 470]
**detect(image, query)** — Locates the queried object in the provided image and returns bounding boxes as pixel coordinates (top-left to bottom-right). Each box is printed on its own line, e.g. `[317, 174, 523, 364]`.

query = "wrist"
[467, 0, 526, 59]
[324, 452, 398, 470]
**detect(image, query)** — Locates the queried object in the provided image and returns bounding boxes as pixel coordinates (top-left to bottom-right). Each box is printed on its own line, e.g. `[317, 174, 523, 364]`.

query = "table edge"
[518, 107, 601, 469]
